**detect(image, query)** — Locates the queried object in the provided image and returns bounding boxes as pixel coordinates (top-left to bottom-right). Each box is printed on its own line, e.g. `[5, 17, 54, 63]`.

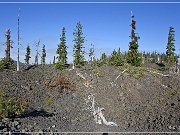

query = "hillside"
[0, 64, 180, 134]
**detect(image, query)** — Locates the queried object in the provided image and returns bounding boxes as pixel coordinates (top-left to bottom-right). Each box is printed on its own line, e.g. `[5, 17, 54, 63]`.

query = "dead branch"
[111, 69, 127, 86]
[86, 94, 118, 127]
[76, 70, 118, 127]
[148, 70, 170, 77]
[76, 70, 86, 80]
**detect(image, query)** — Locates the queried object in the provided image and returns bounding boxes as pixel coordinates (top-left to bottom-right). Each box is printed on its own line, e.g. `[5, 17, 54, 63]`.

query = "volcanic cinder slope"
[0, 64, 179, 134]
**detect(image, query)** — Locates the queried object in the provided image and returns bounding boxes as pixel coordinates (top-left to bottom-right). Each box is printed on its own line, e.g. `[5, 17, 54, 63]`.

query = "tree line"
[0, 13, 177, 71]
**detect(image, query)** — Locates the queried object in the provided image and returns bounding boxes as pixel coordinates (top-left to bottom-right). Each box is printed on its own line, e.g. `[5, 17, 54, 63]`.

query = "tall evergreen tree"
[24, 45, 31, 65]
[0, 29, 14, 70]
[166, 27, 175, 65]
[73, 21, 85, 68]
[5, 29, 11, 62]
[127, 12, 142, 66]
[56, 27, 68, 70]
[41, 44, 46, 65]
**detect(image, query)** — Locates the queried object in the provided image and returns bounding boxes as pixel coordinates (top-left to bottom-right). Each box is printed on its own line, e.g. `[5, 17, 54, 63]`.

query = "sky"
[0, 0, 180, 64]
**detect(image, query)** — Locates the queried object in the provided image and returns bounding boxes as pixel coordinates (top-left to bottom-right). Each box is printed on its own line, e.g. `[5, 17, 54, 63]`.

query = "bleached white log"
[86, 94, 118, 127]
[148, 70, 169, 77]
[111, 69, 127, 86]
[76, 70, 86, 80]
[76, 71, 118, 127]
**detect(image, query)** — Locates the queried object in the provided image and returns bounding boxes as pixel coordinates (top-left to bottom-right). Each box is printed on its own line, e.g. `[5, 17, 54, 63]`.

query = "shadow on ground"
[19, 109, 54, 118]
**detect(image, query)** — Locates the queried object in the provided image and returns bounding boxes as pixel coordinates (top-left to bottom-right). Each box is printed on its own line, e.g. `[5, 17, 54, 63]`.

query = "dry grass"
[45, 76, 75, 91]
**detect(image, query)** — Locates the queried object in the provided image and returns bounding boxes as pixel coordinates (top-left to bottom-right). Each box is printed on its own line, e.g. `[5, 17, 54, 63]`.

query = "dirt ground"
[0, 64, 179, 134]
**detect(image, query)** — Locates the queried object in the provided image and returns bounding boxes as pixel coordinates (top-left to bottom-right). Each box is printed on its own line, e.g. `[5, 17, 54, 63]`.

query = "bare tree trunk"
[17, 10, 20, 71]
[35, 40, 40, 65]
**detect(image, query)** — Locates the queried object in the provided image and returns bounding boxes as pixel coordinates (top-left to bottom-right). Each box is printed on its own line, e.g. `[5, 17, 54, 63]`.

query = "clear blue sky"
[0, 0, 180, 63]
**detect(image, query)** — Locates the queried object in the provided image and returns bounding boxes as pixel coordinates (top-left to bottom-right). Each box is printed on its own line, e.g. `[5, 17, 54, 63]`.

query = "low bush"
[119, 64, 146, 79]
[0, 58, 15, 71]
[0, 90, 28, 120]
[46, 76, 75, 91]
[44, 97, 53, 106]
[55, 62, 69, 70]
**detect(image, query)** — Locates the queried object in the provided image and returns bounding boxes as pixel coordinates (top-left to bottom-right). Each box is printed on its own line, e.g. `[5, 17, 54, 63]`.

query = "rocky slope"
[0, 64, 179, 134]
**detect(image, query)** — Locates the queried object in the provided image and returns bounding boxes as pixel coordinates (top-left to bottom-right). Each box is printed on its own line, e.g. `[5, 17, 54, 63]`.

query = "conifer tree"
[96, 52, 107, 67]
[73, 22, 85, 68]
[5, 29, 11, 62]
[127, 12, 142, 66]
[115, 48, 124, 66]
[109, 49, 117, 65]
[101, 53, 107, 62]
[1, 29, 14, 69]
[56, 27, 68, 70]
[109, 48, 124, 66]
[41, 44, 46, 65]
[166, 27, 175, 65]
[24, 45, 31, 65]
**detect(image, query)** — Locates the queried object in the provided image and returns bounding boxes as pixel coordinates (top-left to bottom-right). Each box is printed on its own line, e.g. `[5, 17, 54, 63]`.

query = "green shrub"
[0, 90, 27, 120]
[96, 60, 104, 67]
[93, 70, 103, 77]
[0, 58, 15, 71]
[158, 67, 169, 72]
[44, 98, 53, 106]
[128, 66, 146, 79]
[96, 53, 108, 67]
[109, 49, 124, 66]
[119, 65, 146, 79]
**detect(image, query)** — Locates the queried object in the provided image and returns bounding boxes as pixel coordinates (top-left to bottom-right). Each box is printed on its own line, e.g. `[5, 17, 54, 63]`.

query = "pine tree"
[1, 29, 14, 69]
[109, 48, 124, 66]
[96, 52, 107, 67]
[73, 22, 85, 68]
[24, 45, 31, 65]
[41, 44, 46, 65]
[127, 12, 142, 66]
[166, 27, 175, 65]
[3, 29, 14, 69]
[5, 29, 11, 62]
[114, 48, 124, 66]
[101, 53, 107, 62]
[109, 49, 117, 65]
[56, 27, 68, 70]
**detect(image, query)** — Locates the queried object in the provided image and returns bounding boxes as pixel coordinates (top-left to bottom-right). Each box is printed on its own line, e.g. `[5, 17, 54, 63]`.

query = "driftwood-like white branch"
[76, 71, 92, 88]
[146, 70, 169, 88]
[76, 70, 118, 127]
[148, 70, 169, 77]
[111, 69, 127, 86]
[86, 94, 118, 127]
[76, 70, 86, 80]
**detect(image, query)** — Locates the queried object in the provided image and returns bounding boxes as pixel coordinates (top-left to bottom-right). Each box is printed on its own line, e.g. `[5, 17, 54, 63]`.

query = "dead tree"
[17, 8, 20, 71]
[89, 44, 95, 64]
[34, 40, 40, 65]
